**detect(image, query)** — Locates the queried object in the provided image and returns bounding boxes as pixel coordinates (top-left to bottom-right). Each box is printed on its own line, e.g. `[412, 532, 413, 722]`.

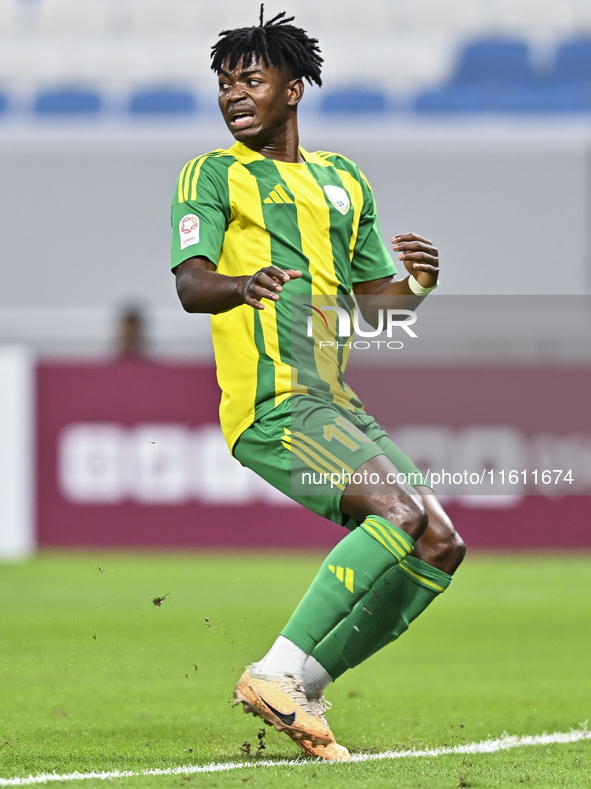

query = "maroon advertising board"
[37, 361, 591, 550]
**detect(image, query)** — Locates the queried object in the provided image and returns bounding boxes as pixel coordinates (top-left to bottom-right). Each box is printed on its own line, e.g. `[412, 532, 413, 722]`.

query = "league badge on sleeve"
[179, 214, 200, 249]
[323, 185, 350, 215]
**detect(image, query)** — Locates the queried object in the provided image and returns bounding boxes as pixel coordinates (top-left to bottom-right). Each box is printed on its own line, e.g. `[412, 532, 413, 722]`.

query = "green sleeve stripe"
[190, 150, 233, 202]
[184, 159, 200, 201]
[187, 156, 210, 201]
[176, 159, 193, 203]
[398, 560, 446, 593]
[176, 150, 232, 204]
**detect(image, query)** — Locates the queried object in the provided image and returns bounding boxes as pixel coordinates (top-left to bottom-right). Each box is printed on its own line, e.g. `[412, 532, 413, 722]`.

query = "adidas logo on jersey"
[264, 184, 293, 204]
[328, 564, 354, 592]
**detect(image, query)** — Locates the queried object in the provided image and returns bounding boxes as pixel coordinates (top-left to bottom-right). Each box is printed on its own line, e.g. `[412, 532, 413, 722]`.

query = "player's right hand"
[240, 266, 302, 310]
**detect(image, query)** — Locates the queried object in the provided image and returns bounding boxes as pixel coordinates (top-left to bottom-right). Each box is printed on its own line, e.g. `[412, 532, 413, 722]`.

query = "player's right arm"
[175, 257, 302, 314]
[171, 156, 301, 315]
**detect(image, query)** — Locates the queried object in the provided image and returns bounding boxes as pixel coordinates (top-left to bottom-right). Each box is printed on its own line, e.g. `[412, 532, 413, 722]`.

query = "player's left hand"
[391, 233, 438, 289]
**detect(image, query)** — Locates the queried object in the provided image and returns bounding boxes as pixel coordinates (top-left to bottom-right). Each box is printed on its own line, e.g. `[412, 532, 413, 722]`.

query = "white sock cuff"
[253, 635, 308, 679]
[301, 654, 333, 698]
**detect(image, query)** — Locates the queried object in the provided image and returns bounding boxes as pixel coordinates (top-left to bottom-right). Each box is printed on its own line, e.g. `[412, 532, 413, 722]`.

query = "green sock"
[281, 516, 414, 654]
[311, 555, 452, 679]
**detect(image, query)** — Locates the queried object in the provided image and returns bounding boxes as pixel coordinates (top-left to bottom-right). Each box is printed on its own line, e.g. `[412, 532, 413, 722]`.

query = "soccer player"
[171, 7, 465, 761]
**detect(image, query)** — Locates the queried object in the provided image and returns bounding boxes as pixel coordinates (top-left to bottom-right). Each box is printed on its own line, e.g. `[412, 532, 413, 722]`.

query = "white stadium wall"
[0, 346, 34, 559]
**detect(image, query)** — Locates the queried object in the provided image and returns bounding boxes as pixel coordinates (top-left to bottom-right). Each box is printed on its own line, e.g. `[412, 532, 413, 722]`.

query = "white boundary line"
[1, 729, 589, 786]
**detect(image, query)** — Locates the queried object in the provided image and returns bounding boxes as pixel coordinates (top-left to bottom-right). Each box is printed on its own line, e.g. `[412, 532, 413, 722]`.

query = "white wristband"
[408, 275, 438, 296]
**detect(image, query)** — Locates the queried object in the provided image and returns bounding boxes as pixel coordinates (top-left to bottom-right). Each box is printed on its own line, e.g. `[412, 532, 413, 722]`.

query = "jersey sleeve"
[171, 157, 230, 270]
[350, 170, 397, 284]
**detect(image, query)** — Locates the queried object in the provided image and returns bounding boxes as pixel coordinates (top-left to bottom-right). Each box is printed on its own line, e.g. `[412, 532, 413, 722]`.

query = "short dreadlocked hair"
[211, 4, 323, 87]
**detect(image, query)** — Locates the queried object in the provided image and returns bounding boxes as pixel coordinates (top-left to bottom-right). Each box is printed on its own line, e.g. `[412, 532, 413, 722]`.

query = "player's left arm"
[353, 232, 439, 327]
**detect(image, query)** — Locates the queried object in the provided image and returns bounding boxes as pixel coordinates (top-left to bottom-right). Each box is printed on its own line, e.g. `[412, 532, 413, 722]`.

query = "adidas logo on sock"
[263, 184, 293, 204]
[328, 565, 354, 593]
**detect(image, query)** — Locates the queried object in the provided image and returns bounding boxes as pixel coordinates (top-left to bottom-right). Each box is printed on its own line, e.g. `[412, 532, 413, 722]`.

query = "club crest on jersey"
[179, 214, 200, 249]
[323, 185, 350, 215]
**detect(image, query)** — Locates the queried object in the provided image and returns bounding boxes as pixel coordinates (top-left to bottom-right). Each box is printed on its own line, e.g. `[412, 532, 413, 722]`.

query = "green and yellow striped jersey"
[171, 141, 396, 451]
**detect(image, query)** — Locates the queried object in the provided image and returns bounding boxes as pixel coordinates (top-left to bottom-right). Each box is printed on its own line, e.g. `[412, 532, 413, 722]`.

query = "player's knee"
[446, 530, 466, 570]
[434, 524, 466, 573]
[378, 494, 429, 542]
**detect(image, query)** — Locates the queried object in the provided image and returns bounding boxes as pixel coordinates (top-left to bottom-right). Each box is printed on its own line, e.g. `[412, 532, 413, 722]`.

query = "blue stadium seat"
[129, 88, 197, 115]
[415, 37, 591, 115]
[452, 38, 532, 84]
[414, 83, 503, 113]
[34, 88, 102, 115]
[554, 38, 591, 81]
[498, 81, 591, 112]
[415, 80, 591, 114]
[319, 89, 387, 114]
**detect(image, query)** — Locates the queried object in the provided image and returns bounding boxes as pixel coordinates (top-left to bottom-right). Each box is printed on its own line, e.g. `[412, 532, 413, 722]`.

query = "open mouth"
[230, 112, 255, 128]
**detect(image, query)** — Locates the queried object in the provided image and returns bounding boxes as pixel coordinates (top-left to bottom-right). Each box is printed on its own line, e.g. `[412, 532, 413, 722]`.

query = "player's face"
[218, 56, 302, 145]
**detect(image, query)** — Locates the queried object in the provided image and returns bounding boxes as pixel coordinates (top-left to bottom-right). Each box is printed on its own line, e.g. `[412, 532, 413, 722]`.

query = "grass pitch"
[0, 551, 590, 788]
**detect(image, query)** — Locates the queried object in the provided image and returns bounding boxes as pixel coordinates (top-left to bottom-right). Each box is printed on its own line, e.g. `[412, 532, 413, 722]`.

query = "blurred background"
[1, 0, 590, 559]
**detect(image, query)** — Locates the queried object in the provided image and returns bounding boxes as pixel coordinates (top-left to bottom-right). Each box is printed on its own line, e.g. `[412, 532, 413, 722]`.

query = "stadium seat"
[497, 81, 591, 112]
[452, 38, 532, 83]
[33, 88, 102, 115]
[415, 79, 591, 113]
[413, 35, 591, 114]
[319, 89, 387, 114]
[128, 88, 197, 115]
[414, 83, 502, 112]
[554, 38, 591, 81]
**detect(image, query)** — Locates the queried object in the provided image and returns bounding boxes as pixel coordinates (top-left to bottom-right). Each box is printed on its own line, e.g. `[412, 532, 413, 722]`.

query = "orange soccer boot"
[233, 666, 332, 746]
[290, 695, 352, 761]
[294, 738, 352, 761]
